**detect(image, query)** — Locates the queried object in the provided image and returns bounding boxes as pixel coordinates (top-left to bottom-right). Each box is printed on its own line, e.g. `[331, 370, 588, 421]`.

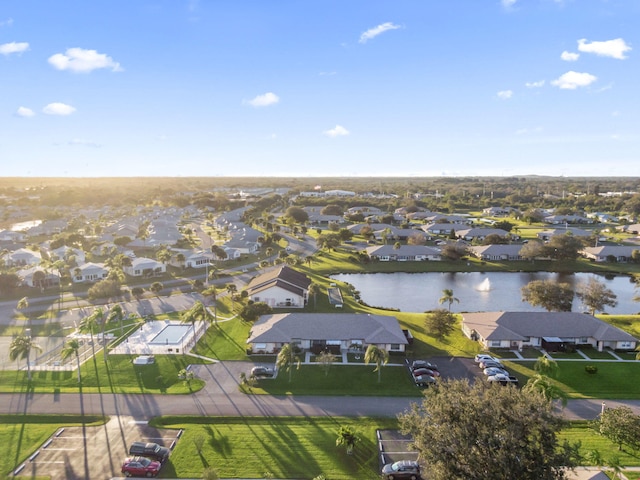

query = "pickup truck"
[487, 373, 519, 386]
[128, 442, 170, 463]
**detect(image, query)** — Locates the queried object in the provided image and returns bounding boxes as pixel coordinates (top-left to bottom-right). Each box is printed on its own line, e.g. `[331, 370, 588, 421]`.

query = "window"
[490, 340, 501, 347]
[390, 344, 401, 351]
[254, 343, 267, 350]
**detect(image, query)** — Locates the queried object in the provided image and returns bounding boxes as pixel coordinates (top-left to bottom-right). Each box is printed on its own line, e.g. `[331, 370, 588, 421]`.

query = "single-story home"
[124, 257, 166, 277]
[456, 228, 510, 242]
[3, 247, 42, 267]
[468, 244, 525, 261]
[461, 311, 637, 352]
[537, 228, 592, 241]
[73, 262, 109, 283]
[247, 312, 408, 354]
[581, 246, 639, 263]
[365, 244, 441, 261]
[246, 265, 311, 308]
[17, 266, 61, 288]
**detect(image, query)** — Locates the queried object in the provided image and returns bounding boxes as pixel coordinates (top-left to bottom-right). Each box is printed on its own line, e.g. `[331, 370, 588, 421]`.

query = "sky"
[1, 0, 638, 178]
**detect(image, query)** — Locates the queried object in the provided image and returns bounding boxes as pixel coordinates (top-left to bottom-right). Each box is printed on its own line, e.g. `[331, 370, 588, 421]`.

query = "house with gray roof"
[456, 227, 510, 242]
[246, 266, 311, 308]
[581, 245, 640, 263]
[421, 223, 469, 235]
[468, 244, 524, 261]
[247, 312, 408, 355]
[73, 262, 109, 283]
[124, 257, 166, 277]
[461, 312, 637, 352]
[365, 244, 441, 262]
[537, 227, 592, 241]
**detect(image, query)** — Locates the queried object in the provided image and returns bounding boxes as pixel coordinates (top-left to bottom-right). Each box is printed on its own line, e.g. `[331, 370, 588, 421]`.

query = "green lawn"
[507, 361, 640, 399]
[242, 364, 423, 397]
[560, 421, 640, 468]
[152, 416, 397, 480]
[0, 352, 207, 395]
[0, 414, 107, 478]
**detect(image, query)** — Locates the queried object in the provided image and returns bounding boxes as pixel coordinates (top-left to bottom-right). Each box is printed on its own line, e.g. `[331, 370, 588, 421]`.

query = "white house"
[246, 265, 311, 308]
[124, 257, 166, 277]
[73, 262, 109, 283]
[3, 248, 42, 267]
[365, 244, 441, 262]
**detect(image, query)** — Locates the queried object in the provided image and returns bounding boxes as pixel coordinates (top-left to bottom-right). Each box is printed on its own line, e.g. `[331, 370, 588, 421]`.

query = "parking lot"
[12, 416, 180, 480]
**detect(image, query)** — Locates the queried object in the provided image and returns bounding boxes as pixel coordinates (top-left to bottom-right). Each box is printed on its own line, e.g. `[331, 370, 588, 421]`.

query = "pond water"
[330, 272, 640, 314]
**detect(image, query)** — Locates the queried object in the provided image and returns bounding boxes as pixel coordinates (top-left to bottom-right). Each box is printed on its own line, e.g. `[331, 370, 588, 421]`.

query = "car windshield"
[139, 457, 151, 466]
[152, 445, 161, 452]
[392, 463, 402, 471]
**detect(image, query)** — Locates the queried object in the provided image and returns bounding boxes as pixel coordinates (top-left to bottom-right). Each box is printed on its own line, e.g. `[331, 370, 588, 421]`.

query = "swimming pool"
[149, 325, 192, 345]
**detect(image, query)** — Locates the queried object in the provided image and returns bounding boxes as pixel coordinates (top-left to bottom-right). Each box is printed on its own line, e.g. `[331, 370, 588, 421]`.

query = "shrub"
[585, 365, 598, 375]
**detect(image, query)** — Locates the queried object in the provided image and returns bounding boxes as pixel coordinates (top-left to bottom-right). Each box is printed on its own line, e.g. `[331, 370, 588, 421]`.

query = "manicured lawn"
[192, 317, 251, 361]
[508, 361, 640, 399]
[0, 414, 106, 478]
[244, 365, 423, 397]
[0, 352, 207, 394]
[560, 421, 640, 467]
[152, 416, 398, 480]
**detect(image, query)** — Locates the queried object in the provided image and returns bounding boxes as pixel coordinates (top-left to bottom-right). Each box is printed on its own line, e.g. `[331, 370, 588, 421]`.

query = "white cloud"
[0, 18, 14, 27]
[0, 41, 29, 55]
[48, 48, 123, 73]
[561, 51, 579, 62]
[42, 103, 76, 115]
[577, 38, 631, 60]
[15, 106, 35, 117]
[359, 22, 401, 44]
[525, 80, 545, 88]
[244, 92, 280, 107]
[501, 0, 517, 7]
[551, 71, 597, 90]
[497, 90, 513, 99]
[323, 125, 350, 137]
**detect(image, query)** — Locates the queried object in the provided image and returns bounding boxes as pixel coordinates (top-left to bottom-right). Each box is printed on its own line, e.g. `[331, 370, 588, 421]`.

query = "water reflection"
[330, 272, 640, 314]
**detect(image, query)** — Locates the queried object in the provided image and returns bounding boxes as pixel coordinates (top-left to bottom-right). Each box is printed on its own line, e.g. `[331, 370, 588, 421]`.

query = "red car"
[121, 456, 161, 477]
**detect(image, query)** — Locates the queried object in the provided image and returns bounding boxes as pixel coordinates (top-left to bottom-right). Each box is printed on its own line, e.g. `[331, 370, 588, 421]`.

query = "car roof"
[394, 460, 419, 467]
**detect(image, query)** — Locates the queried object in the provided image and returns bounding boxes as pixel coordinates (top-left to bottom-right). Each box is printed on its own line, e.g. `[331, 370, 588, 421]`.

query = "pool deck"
[110, 320, 206, 355]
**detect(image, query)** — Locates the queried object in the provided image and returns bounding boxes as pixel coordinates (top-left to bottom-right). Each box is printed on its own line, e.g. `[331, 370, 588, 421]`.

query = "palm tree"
[533, 356, 559, 378]
[364, 344, 389, 383]
[335, 426, 359, 455]
[202, 285, 218, 326]
[181, 300, 211, 337]
[276, 342, 301, 382]
[606, 456, 624, 479]
[150, 281, 164, 297]
[10, 335, 42, 381]
[79, 308, 103, 358]
[226, 283, 238, 311]
[438, 289, 460, 312]
[17, 296, 30, 327]
[61, 338, 82, 383]
[522, 373, 568, 407]
[107, 304, 125, 337]
[308, 283, 320, 308]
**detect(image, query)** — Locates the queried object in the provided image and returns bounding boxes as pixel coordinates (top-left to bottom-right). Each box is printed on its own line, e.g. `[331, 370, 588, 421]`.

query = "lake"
[330, 272, 640, 314]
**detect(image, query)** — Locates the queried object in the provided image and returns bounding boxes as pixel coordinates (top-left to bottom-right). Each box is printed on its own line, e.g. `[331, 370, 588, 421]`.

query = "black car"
[381, 459, 421, 479]
[411, 360, 438, 371]
[128, 442, 170, 463]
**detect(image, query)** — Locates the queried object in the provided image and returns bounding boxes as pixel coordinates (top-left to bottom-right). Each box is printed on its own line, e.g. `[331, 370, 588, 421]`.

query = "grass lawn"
[560, 421, 640, 468]
[243, 365, 423, 397]
[507, 361, 640, 399]
[0, 352, 207, 394]
[192, 318, 251, 361]
[0, 414, 107, 478]
[152, 416, 398, 480]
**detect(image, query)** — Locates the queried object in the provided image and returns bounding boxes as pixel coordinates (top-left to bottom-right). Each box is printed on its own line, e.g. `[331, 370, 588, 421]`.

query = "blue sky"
[1, 0, 638, 177]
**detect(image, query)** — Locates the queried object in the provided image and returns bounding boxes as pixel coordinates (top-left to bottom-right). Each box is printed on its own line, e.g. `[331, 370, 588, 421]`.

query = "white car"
[474, 353, 496, 363]
[483, 367, 509, 376]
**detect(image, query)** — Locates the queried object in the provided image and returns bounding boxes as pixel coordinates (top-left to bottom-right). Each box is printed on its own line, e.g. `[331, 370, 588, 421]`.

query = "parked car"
[128, 442, 170, 463]
[475, 354, 497, 363]
[483, 367, 509, 377]
[411, 360, 439, 371]
[412, 373, 437, 387]
[479, 360, 503, 370]
[381, 459, 422, 479]
[250, 366, 274, 378]
[121, 456, 161, 477]
[412, 367, 440, 378]
[487, 373, 519, 385]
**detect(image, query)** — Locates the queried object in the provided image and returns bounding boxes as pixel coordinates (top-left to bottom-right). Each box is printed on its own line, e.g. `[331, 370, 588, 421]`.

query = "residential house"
[461, 311, 637, 352]
[246, 265, 311, 308]
[73, 262, 109, 283]
[581, 246, 639, 263]
[543, 214, 591, 225]
[617, 223, 640, 234]
[346, 206, 385, 216]
[0, 230, 26, 242]
[247, 312, 409, 354]
[124, 257, 166, 277]
[456, 227, 510, 242]
[17, 266, 60, 288]
[365, 244, 441, 261]
[537, 227, 592, 242]
[421, 223, 471, 235]
[49, 246, 86, 265]
[324, 190, 356, 197]
[468, 244, 525, 261]
[3, 247, 42, 267]
[482, 206, 518, 217]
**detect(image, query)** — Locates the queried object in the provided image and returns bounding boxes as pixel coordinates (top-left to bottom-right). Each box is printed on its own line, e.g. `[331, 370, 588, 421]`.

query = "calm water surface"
[330, 272, 640, 314]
